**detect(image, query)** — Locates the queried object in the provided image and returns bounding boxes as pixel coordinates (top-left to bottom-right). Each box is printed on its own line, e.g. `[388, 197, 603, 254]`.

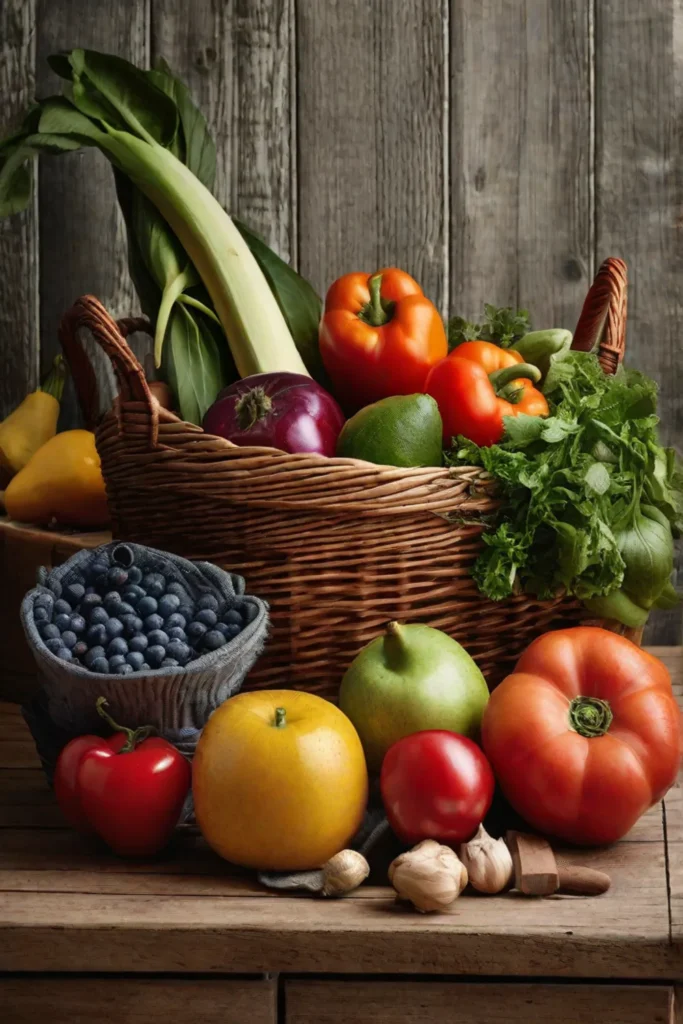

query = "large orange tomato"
[482, 627, 682, 845]
[193, 690, 368, 870]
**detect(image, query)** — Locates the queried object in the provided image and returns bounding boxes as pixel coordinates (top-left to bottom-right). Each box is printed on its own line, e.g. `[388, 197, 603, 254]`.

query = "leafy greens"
[447, 351, 683, 612]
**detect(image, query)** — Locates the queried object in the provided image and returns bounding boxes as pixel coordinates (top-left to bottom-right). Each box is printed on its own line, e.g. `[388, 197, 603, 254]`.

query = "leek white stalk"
[101, 129, 309, 380]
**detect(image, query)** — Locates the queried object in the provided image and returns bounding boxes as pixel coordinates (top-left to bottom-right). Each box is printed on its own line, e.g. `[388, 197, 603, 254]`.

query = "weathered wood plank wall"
[0, 0, 681, 641]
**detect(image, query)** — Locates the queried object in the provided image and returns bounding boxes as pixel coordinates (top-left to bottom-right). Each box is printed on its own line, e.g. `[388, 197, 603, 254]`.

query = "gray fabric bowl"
[20, 541, 269, 778]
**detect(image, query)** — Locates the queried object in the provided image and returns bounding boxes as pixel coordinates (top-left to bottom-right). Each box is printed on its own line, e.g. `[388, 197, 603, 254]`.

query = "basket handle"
[58, 295, 160, 442]
[571, 257, 627, 375]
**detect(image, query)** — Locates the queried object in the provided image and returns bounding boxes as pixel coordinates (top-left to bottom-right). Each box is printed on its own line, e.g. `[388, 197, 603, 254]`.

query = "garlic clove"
[321, 849, 370, 897]
[459, 824, 513, 894]
[389, 841, 468, 913]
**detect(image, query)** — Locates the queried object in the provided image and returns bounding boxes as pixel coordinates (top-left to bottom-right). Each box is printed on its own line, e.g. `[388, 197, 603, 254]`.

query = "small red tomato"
[380, 730, 495, 845]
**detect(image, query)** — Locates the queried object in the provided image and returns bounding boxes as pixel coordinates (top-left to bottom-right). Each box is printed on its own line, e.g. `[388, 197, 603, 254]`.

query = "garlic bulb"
[321, 849, 370, 897]
[459, 825, 513, 894]
[389, 839, 468, 913]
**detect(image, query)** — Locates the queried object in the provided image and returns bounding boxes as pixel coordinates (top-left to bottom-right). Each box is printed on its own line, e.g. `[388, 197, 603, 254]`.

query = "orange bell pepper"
[425, 340, 549, 447]
[319, 268, 448, 409]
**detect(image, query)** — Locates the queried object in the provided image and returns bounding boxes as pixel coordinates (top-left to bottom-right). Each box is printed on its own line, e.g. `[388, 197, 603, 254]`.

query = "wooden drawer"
[2, 977, 276, 1023]
[286, 980, 676, 1023]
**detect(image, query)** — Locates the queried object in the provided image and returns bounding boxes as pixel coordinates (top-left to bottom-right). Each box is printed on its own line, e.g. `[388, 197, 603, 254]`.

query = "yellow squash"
[193, 689, 368, 871]
[5, 429, 109, 528]
[0, 356, 67, 483]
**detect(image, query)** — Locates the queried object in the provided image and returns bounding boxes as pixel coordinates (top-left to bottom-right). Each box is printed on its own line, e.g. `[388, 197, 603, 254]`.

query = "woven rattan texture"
[61, 260, 629, 697]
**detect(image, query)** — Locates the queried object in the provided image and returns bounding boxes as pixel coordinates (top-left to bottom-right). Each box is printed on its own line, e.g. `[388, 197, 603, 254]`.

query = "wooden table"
[1, 653, 681, 1023]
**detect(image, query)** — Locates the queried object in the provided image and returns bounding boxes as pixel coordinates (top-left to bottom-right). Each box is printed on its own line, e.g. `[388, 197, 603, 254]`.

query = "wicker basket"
[59, 257, 632, 699]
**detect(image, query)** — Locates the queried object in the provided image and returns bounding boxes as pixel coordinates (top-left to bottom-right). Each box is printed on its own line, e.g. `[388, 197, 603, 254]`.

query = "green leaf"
[38, 97, 108, 144]
[540, 417, 581, 443]
[585, 461, 611, 495]
[77, 50, 178, 146]
[47, 53, 73, 80]
[0, 144, 32, 216]
[447, 315, 481, 351]
[161, 303, 230, 424]
[235, 218, 327, 385]
[147, 60, 216, 189]
[501, 413, 545, 446]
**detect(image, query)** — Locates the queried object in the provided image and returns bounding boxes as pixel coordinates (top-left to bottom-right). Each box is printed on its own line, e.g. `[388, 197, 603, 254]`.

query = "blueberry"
[108, 654, 127, 670]
[87, 623, 107, 646]
[40, 622, 60, 641]
[187, 621, 208, 642]
[147, 629, 169, 647]
[34, 594, 52, 611]
[127, 566, 143, 585]
[141, 662, 150, 670]
[221, 623, 241, 640]
[223, 609, 244, 627]
[91, 657, 110, 673]
[202, 630, 226, 652]
[104, 593, 123, 615]
[121, 614, 143, 639]
[166, 639, 191, 663]
[107, 566, 129, 588]
[161, 657, 179, 668]
[58, 648, 74, 662]
[89, 558, 110, 578]
[197, 594, 219, 613]
[114, 663, 134, 675]
[167, 626, 187, 643]
[54, 613, 71, 631]
[54, 598, 72, 616]
[89, 606, 109, 626]
[166, 581, 190, 600]
[84, 645, 106, 667]
[107, 637, 129, 657]
[81, 593, 102, 612]
[137, 595, 158, 618]
[129, 633, 149, 653]
[47, 579, 62, 598]
[178, 603, 195, 622]
[195, 608, 217, 629]
[73, 640, 88, 659]
[116, 602, 135, 617]
[105, 617, 124, 639]
[144, 613, 164, 633]
[142, 573, 165, 599]
[45, 637, 65, 655]
[70, 614, 86, 635]
[65, 583, 85, 605]
[146, 645, 166, 668]
[165, 612, 187, 631]
[61, 630, 78, 650]
[122, 585, 145, 606]
[158, 593, 180, 618]
[33, 606, 49, 624]
[126, 651, 145, 670]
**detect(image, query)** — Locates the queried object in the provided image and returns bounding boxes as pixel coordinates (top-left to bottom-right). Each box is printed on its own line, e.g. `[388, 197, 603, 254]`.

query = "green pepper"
[510, 329, 572, 377]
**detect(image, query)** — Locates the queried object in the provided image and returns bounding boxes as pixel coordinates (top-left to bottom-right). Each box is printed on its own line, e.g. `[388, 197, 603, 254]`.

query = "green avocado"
[336, 393, 443, 468]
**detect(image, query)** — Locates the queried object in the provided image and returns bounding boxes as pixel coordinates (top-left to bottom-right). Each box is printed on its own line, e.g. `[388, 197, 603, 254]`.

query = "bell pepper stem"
[95, 696, 155, 754]
[569, 696, 613, 738]
[488, 362, 542, 397]
[274, 707, 287, 728]
[39, 354, 67, 402]
[359, 273, 392, 327]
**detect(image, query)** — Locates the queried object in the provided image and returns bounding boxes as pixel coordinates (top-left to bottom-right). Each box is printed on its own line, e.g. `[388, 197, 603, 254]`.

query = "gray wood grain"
[35, 0, 149, 427]
[449, 0, 593, 329]
[151, 0, 294, 262]
[595, 1, 683, 645]
[0, 0, 39, 420]
[296, 0, 447, 311]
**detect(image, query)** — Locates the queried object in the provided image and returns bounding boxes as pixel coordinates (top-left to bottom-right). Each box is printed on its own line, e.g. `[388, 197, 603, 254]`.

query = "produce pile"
[35, 546, 246, 673]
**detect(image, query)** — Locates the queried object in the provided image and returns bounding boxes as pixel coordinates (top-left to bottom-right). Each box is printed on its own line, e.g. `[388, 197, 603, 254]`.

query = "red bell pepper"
[425, 340, 549, 447]
[319, 268, 448, 409]
[54, 698, 191, 856]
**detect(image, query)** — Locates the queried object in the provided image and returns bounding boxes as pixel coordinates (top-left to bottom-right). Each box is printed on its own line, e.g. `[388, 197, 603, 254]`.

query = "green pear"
[339, 621, 489, 772]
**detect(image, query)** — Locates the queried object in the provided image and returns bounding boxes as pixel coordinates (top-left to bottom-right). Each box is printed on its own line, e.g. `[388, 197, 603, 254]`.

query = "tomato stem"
[95, 696, 155, 753]
[569, 696, 613, 738]
[274, 707, 287, 728]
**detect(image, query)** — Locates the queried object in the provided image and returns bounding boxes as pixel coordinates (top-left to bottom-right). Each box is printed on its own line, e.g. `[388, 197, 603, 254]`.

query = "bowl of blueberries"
[20, 540, 269, 774]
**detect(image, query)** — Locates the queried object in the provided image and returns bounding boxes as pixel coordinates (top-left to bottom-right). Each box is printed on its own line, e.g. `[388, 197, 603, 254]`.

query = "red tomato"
[482, 627, 683, 845]
[380, 730, 495, 845]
